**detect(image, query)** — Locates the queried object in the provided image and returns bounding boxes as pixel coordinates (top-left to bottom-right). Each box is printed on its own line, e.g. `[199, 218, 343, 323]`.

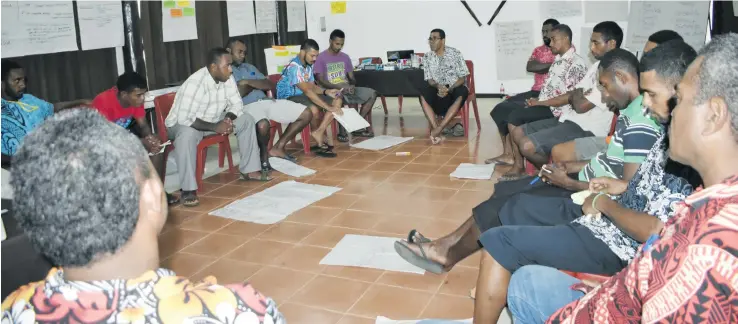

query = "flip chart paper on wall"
[584, 1, 628, 23]
[226, 0, 257, 36]
[1, 1, 79, 58]
[264, 45, 300, 75]
[625, 1, 709, 51]
[255, 0, 278, 33]
[162, 0, 197, 42]
[494, 21, 534, 81]
[330, 1, 346, 14]
[77, 1, 125, 50]
[539, 1, 582, 18]
[163, 1, 175, 8]
[286, 0, 306, 32]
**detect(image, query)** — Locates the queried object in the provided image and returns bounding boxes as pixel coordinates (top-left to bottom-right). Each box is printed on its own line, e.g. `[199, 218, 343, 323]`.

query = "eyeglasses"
[428, 37, 442, 42]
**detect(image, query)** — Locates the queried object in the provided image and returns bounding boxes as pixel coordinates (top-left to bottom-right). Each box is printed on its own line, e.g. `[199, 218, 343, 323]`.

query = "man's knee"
[256, 118, 270, 132]
[520, 138, 537, 155]
[551, 142, 574, 163]
[299, 107, 313, 122]
[172, 126, 203, 145]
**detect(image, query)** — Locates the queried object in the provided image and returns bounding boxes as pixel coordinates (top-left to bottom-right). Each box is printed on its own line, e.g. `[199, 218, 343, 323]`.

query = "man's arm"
[296, 81, 336, 111]
[569, 88, 595, 113]
[54, 99, 91, 112]
[447, 76, 465, 91]
[536, 91, 571, 107]
[596, 197, 664, 242]
[315, 73, 345, 90]
[526, 60, 552, 74]
[190, 118, 220, 132]
[134, 117, 154, 137]
[347, 70, 357, 85]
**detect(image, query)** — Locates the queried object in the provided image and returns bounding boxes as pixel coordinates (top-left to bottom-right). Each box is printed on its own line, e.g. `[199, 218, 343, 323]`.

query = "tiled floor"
[159, 98, 513, 323]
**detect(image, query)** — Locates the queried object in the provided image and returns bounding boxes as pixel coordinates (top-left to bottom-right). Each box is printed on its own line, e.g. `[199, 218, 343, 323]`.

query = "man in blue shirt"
[227, 39, 312, 162]
[1, 60, 91, 167]
[276, 39, 343, 158]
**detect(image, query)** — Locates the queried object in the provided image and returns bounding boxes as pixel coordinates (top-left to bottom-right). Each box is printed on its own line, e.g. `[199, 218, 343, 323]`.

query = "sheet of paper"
[626, 1, 709, 52]
[571, 190, 593, 205]
[255, 0, 278, 34]
[209, 180, 341, 224]
[1, 168, 13, 200]
[539, 1, 582, 18]
[149, 140, 172, 156]
[162, 0, 197, 42]
[1, 1, 78, 58]
[450, 163, 496, 180]
[320, 235, 426, 274]
[286, 0, 306, 32]
[584, 1, 628, 23]
[350, 135, 414, 151]
[264, 45, 301, 74]
[268, 157, 316, 178]
[226, 0, 257, 36]
[734, 1, 738, 17]
[334, 108, 370, 133]
[77, 1, 125, 50]
[330, 1, 346, 14]
[494, 21, 534, 80]
[375, 317, 472, 324]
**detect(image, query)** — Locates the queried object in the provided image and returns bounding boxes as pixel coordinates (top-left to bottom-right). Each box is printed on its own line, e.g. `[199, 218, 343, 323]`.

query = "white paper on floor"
[268, 157, 316, 178]
[320, 234, 425, 274]
[334, 108, 370, 133]
[350, 135, 414, 151]
[450, 163, 496, 180]
[375, 316, 473, 324]
[209, 180, 341, 224]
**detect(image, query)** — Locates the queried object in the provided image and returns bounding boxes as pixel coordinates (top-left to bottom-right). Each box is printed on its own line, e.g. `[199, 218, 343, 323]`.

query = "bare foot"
[268, 147, 288, 159]
[430, 126, 443, 139]
[310, 130, 324, 147]
[401, 239, 452, 272]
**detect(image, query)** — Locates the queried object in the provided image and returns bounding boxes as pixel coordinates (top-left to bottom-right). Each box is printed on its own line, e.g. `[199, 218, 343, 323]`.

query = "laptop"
[387, 50, 414, 62]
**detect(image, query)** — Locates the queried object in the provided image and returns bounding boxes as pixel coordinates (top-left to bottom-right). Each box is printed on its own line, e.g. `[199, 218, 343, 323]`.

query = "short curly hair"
[11, 108, 152, 267]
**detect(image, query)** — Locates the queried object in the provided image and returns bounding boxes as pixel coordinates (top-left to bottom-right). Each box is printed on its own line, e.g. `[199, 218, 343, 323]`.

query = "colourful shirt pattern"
[276, 56, 314, 99]
[422, 46, 469, 87]
[538, 47, 588, 118]
[579, 96, 661, 182]
[1, 268, 284, 323]
[314, 50, 353, 85]
[549, 175, 738, 324]
[529, 44, 556, 92]
[1, 94, 54, 156]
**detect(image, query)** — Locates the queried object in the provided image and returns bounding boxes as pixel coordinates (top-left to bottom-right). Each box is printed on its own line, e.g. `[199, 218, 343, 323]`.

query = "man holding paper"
[91, 71, 179, 205]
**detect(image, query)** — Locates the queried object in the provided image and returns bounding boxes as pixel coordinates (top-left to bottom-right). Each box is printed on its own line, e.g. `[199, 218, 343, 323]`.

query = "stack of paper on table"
[209, 180, 341, 224]
[268, 157, 316, 177]
[375, 318, 472, 324]
[450, 163, 496, 180]
[334, 108, 371, 133]
[320, 234, 425, 274]
[351, 135, 414, 151]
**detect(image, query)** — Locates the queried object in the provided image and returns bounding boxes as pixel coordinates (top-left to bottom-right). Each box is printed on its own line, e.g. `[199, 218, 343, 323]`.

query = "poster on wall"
[264, 45, 300, 75]
[625, 1, 709, 51]
[255, 0, 278, 33]
[162, 0, 198, 42]
[494, 21, 534, 80]
[1, 1, 78, 58]
[226, 0, 257, 36]
[330, 1, 346, 15]
[539, 1, 582, 18]
[77, 1, 125, 50]
[584, 1, 628, 23]
[286, 0, 306, 32]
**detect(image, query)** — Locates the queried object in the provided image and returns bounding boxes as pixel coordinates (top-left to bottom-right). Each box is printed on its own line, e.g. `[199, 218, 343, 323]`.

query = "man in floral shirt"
[509, 35, 738, 324]
[1, 109, 283, 324]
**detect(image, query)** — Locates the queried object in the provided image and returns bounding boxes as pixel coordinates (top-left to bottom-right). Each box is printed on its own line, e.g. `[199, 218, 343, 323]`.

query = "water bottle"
[500, 83, 505, 95]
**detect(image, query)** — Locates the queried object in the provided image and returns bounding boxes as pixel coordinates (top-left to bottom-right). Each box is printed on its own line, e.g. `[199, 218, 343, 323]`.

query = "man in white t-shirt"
[500, 21, 622, 181]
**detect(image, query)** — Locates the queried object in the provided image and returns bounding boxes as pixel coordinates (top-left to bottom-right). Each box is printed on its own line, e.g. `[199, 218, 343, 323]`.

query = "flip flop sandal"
[310, 144, 335, 151]
[498, 172, 529, 182]
[271, 154, 298, 163]
[314, 147, 337, 158]
[393, 229, 445, 274]
[240, 170, 272, 182]
[484, 157, 513, 166]
[337, 134, 349, 143]
[351, 129, 374, 137]
[166, 193, 180, 206]
[181, 191, 200, 207]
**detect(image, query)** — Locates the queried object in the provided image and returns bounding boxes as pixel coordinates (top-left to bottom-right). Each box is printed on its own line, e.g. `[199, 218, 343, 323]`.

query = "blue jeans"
[507, 265, 585, 324]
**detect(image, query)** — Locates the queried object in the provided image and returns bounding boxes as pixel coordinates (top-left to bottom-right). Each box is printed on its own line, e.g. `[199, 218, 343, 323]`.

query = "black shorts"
[287, 94, 334, 111]
[420, 85, 469, 116]
[522, 119, 595, 155]
[490, 91, 539, 136]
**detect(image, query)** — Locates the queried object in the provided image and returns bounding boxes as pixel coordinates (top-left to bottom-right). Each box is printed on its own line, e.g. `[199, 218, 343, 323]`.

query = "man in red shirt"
[92, 72, 178, 205]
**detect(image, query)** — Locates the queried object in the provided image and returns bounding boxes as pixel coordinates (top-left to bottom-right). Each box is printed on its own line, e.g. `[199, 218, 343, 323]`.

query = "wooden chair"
[153, 93, 236, 193]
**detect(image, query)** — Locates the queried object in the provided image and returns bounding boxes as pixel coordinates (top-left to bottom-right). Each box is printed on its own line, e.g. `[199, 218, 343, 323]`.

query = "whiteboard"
[255, 0, 278, 34]
[161, 0, 198, 42]
[286, 0, 306, 32]
[77, 1, 125, 50]
[625, 1, 709, 52]
[226, 0, 257, 36]
[584, 1, 629, 23]
[494, 21, 534, 81]
[1, 1, 78, 58]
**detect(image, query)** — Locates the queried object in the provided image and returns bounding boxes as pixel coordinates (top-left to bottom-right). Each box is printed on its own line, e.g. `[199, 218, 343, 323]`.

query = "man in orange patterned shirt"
[1, 109, 283, 323]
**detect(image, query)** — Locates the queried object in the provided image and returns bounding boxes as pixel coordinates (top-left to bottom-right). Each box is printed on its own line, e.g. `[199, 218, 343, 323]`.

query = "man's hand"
[526, 98, 541, 107]
[589, 177, 628, 196]
[438, 86, 449, 98]
[342, 84, 356, 94]
[325, 89, 342, 98]
[540, 163, 573, 188]
[581, 193, 601, 215]
[215, 119, 234, 135]
[142, 135, 162, 154]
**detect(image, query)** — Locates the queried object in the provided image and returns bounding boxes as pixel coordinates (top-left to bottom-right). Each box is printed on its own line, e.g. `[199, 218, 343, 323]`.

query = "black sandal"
[166, 193, 180, 206]
[393, 229, 445, 274]
[181, 191, 200, 207]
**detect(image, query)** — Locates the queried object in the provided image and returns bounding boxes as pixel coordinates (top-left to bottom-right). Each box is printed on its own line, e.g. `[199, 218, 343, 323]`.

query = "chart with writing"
[264, 45, 300, 74]
[584, 1, 628, 23]
[286, 0, 306, 32]
[494, 21, 534, 80]
[626, 1, 709, 51]
[1, 1, 78, 58]
[255, 0, 278, 34]
[161, 0, 197, 42]
[226, 0, 257, 36]
[539, 1, 582, 18]
[77, 1, 124, 50]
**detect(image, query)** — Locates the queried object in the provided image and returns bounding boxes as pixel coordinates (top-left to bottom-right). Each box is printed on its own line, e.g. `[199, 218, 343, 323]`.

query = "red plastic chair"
[358, 57, 389, 115]
[426, 60, 481, 138]
[153, 93, 236, 193]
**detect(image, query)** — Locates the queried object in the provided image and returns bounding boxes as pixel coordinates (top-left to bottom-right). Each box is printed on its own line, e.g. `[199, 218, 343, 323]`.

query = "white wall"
[305, 0, 630, 95]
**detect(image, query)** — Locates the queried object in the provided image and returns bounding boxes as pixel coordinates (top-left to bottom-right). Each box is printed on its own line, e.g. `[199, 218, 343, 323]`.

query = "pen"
[530, 166, 553, 185]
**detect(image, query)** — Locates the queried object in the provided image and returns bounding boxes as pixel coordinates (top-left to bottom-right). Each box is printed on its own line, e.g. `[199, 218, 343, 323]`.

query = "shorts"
[287, 94, 334, 111]
[574, 136, 608, 160]
[244, 99, 307, 124]
[523, 119, 594, 155]
[342, 87, 376, 105]
[421, 85, 469, 116]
